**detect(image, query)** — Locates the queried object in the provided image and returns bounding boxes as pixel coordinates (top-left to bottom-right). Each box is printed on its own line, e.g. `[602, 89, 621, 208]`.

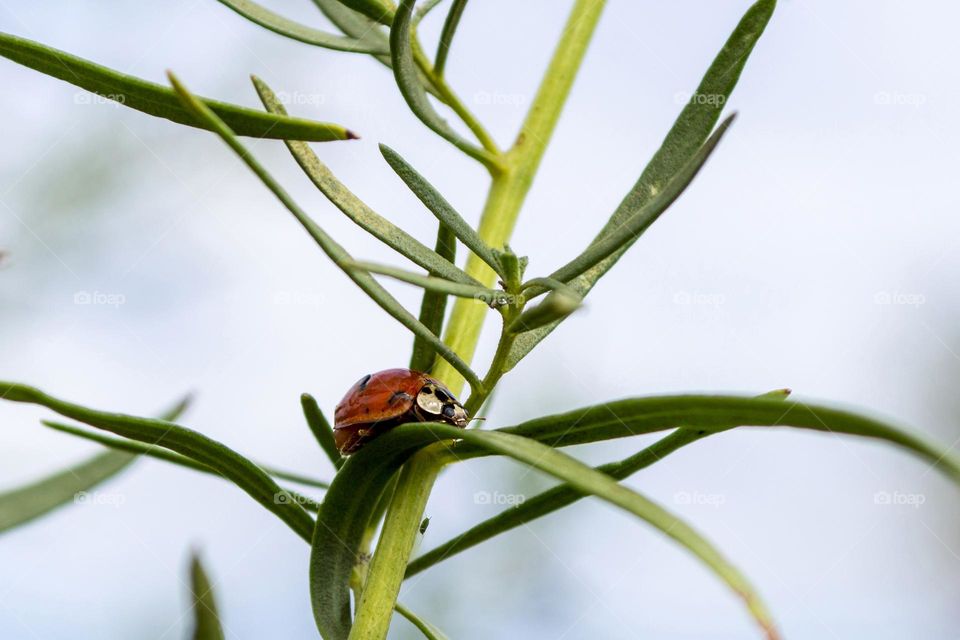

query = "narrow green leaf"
[450, 395, 960, 486]
[42, 419, 330, 491]
[215, 0, 388, 53]
[169, 72, 482, 392]
[395, 601, 449, 640]
[409, 223, 456, 372]
[407, 389, 790, 577]
[189, 554, 225, 640]
[0, 381, 316, 542]
[0, 32, 356, 142]
[506, 289, 581, 334]
[379, 144, 504, 275]
[547, 114, 735, 285]
[345, 259, 501, 301]
[433, 0, 468, 76]
[390, 0, 491, 164]
[301, 393, 344, 470]
[336, 0, 396, 25]
[505, 0, 776, 369]
[0, 396, 189, 534]
[252, 77, 479, 288]
[312, 423, 779, 639]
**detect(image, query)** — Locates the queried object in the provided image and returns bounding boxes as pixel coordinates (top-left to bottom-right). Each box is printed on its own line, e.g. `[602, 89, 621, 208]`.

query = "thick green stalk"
[348, 3, 606, 638]
[432, 0, 607, 395]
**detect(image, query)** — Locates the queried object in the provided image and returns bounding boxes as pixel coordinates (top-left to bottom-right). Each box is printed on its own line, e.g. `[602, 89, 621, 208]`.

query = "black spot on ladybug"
[389, 391, 413, 405]
[364, 406, 370, 413]
[358, 374, 372, 391]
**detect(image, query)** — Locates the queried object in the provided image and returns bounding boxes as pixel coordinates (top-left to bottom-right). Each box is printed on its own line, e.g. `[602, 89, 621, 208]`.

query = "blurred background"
[2, 1, 959, 638]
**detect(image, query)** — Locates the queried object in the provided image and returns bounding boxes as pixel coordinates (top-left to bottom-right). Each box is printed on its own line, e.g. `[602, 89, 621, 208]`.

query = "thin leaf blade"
[506, 0, 776, 369]
[410, 223, 456, 372]
[189, 554, 225, 640]
[0, 32, 356, 142]
[216, 0, 388, 53]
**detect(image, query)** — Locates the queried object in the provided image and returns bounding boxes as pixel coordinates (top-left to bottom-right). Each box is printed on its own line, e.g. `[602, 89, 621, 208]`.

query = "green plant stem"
[349, 448, 447, 640]
[349, 3, 605, 638]
[433, 0, 606, 396]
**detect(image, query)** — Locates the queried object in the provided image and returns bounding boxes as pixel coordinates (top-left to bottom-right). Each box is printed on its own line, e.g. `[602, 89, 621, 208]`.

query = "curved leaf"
[0, 382, 316, 541]
[506, 288, 581, 334]
[312, 423, 779, 639]
[506, 0, 776, 369]
[0, 31, 356, 142]
[336, 0, 395, 25]
[345, 260, 501, 301]
[301, 393, 344, 470]
[44, 419, 329, 489]
[189, 553, 225, 640]
[407, 390, 790, 577]
[389, 0, 490, 163]
[216, 0, 388, 53]
[546, 113, 735, 285]
[252, 77, 480, 287]
[0, 395, 189, 534]
[168, 72, 483, 392]
[433, 0, 468, 76]
[395, 601, 449, 640]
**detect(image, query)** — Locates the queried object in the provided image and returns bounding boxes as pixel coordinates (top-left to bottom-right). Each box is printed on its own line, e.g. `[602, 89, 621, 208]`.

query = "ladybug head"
[415, 380, 469, 428]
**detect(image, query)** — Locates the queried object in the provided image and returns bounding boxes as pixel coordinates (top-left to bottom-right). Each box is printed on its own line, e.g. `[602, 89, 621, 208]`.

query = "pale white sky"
[2, 1, 959, 638]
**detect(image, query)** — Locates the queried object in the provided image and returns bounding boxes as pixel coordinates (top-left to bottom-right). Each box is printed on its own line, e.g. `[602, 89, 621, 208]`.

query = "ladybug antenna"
[468, 416, 486, 423]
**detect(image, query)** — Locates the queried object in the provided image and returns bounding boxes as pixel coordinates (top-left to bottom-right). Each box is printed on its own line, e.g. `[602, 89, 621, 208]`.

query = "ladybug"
[333, 368, 469, 454]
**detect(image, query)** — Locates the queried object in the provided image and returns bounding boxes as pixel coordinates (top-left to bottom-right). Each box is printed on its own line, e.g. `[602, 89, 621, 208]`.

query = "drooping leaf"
[379, 144, 504, 275]
[546, 113, 735, 285]
[301, 393, 344, 470]
[410, 223, 456, 372]
[252, 76, 479, 287]
[189, 553, 225, 640]
[169, 72, 482, 391]
[42, 418, 330, 491]
[433, 0, 469, 76]
[215, 0, 388, 53]
[407, 389, 790, 577]
[461, 395, 960, 485]
[0, 395, 190, 534]
[312, 423, 779, 639]
[0, 382, 316, 541]
[506, 0, 776, 369]
[0, 32, 355, 142]
[389, 0, 491, 164]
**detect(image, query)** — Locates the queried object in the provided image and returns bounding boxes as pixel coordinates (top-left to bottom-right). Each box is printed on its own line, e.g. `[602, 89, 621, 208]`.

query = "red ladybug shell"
[333, 368, 463, 454]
